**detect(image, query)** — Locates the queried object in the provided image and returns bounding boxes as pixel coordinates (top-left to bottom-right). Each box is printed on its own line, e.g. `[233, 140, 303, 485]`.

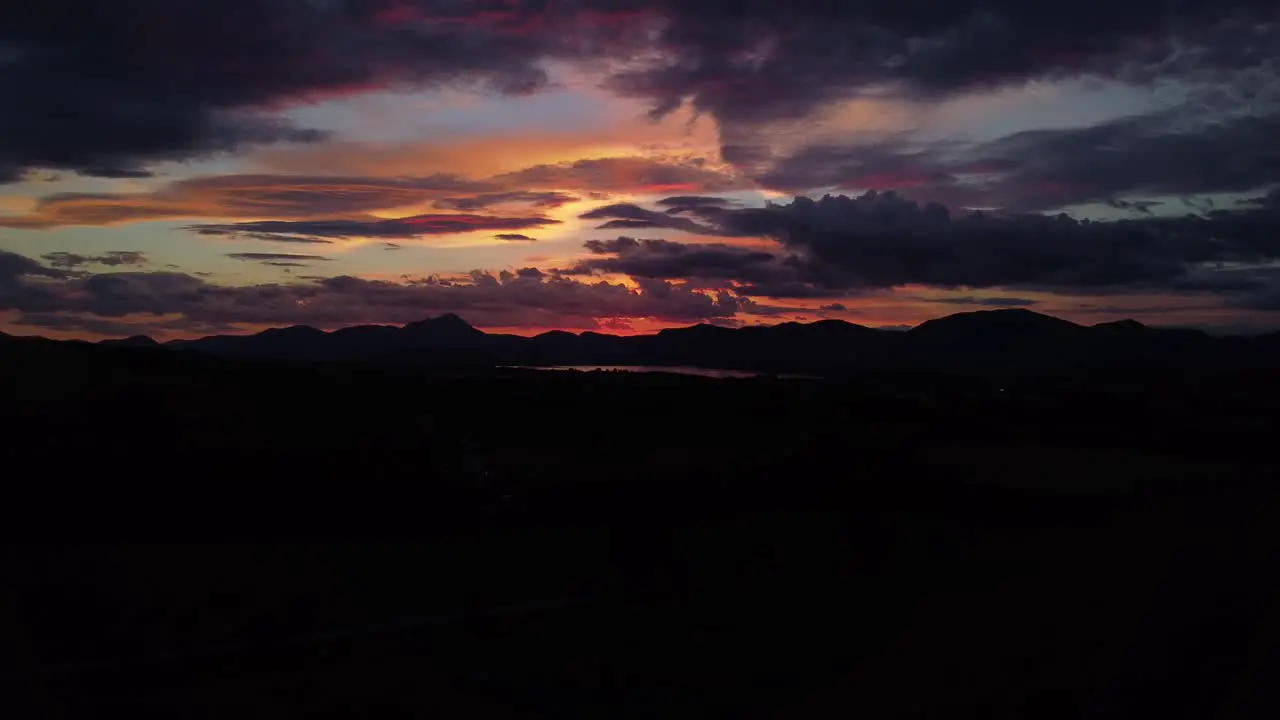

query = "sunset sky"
[2, 0, 1278, 339]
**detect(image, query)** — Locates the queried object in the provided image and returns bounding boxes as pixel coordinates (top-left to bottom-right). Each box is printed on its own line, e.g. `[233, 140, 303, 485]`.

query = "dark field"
[4, 340, 1280, 717]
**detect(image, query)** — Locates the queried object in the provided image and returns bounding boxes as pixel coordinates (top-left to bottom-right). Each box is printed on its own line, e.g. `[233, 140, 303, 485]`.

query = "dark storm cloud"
[40, 251, 148, 269]
[2, 1, 1275, 181]
[0, 1, 582, 180]
[607, 4, 1279, 207]
[754, 107, 1280, 213]
[709, 191, 1280, 293]
[969, 108, 1280, 211]
[0, 250, 746, 332]
[1248, 188, 1280, 208]
[568, 235, 859, 298]
[551, 188, 1280, 301]
[606, 0, 1277, 131]
[187, 214, 560, 242]
[0, 250, 67, 284]
[433, 191, 579, 211]
[572, 237, 792, 287]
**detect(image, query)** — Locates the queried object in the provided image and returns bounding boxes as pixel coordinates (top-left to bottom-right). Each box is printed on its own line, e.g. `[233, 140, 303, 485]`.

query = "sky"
[2, 0, 1279, 340]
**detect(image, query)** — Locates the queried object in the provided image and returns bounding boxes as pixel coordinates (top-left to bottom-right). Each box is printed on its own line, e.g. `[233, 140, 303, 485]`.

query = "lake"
[504, 365, 816, 379]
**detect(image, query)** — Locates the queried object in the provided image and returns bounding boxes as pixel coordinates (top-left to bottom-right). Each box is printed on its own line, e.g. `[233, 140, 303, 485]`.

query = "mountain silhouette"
[404, 312, 485, 339]
[73, 309, 1280, 374]
[1091, 319, 1148, 334]
[913, 308, 1084, 339]
[899, 308, 1089, 370]
[100, 335, 160, 348]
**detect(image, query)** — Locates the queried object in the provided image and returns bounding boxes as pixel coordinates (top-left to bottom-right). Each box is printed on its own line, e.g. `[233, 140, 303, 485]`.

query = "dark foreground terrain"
[4, 337, 1280, 717]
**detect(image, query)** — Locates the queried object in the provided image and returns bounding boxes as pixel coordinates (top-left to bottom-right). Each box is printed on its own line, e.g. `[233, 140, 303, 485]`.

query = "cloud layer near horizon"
[570, 190, 1280, 305]
[0, 249, 746, 335]
[4, 186, 1280, 336]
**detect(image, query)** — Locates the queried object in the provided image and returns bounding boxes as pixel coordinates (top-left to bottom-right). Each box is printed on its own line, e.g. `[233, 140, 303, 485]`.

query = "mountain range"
[2, 309, 1250, 375]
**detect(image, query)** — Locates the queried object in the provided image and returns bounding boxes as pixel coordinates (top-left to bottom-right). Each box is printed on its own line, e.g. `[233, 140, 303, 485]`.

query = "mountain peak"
[257, 325, 327, 338]
[433, 312, 471, 327]
[1092, 319, 1147, 333]
[658, 323, 734, 336]
[909, 309, 1085, 348]
[100, 334, 159, 347]
[915, 308, 1080, 330]
[406, 313, 479, 333]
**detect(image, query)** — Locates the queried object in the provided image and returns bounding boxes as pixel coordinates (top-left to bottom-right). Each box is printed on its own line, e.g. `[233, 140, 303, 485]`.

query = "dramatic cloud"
[657, 196, 741, 217]
[564, 190, 1280, 301]
[0, 174, 493, 229]
[1, 250, 67, 285]
[708, 191, 1280, 294]
[188, 214, 560, 242]
[0, 250, 746, 333]
[967, 108, 1280, 211]
[0, 1, 603, 180]
[492, 157, 742, 195]
[40, 251, 148, 269]
[495, 233, 537, 241]
[578, 203, 718, 234]
[191, 232, 336, 245]
[433, 191, 580, 211]
[608, 1, 1278, 134]
[2, 1, 1275, 182]
[752, 106, 1280, 212]
[0, 162, 737, 229]
[569, 236, 799, 293]
[656, 196, 737, 208]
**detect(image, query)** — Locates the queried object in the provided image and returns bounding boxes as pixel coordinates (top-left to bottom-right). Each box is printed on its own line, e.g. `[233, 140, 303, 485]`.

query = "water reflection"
[505, 365, 816, 379]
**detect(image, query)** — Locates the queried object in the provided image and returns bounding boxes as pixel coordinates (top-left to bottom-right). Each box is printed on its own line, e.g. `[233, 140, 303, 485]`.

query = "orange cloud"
[0, 175, 493, 229]
[0, 160, 740, 231]
[493, 156, 743, 195]
[249, 99, 724, 178]
[0, 90, 745, 232]
[0, 196, 36, 215]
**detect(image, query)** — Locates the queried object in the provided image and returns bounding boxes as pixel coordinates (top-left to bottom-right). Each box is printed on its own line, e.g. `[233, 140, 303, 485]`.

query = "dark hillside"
[3, 338, 1279, 718]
